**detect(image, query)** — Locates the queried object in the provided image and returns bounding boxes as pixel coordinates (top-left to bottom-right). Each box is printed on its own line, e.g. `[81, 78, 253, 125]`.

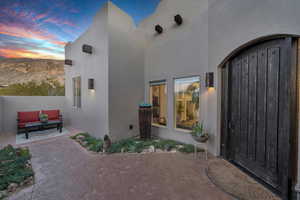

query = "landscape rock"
[24, 176, 34, 185]
[149, 145, 155, 153]
[7, 183, 18, 192]
[76, 135, 85, 141]
[142, 146, 156, 153]
[25, 161, 32, 168]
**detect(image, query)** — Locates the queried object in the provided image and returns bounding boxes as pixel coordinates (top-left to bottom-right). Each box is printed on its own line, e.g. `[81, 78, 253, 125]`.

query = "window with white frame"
[174, 76, 200, 130]
[73, 76, 81, 108]
[150, 81, 167, 126]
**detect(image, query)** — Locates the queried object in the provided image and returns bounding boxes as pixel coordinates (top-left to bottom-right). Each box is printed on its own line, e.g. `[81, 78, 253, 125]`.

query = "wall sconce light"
[174, 14, 183, 25]
[82, 44, 93, 54]
[155, 25, 163, 34]
[88, 79, 95, 90]
[64, 59, 73, 66]
[205, 72, 214, 88]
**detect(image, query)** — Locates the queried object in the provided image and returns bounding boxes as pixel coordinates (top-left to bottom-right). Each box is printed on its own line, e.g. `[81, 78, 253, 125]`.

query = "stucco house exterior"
[64, 0, 300, 199]
[65, 3, 145, 141]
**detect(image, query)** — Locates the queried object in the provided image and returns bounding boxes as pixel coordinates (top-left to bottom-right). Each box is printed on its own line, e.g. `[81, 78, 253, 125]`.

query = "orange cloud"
[52, 41, 67, 46]
[0, 48, 63, 60]
[0, 24, 66, 46]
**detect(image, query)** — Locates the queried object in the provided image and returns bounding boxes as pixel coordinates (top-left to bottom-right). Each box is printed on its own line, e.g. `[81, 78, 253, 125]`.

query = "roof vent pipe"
[155, 25, 163, 34]
[174, 14, 183, 25]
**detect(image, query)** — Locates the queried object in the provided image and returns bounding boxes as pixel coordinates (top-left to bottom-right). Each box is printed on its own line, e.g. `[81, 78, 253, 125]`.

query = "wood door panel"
[231, 58, 241, 157]
[240, 56, 249, 158]
[256, 49, 268, 166]
[248, 51, 258, 161]
[225, 38, 294, 198]
[266, 47, 280, 174]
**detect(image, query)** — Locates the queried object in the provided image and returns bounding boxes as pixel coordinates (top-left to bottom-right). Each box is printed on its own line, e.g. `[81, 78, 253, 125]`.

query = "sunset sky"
[0, 0, 160, 60]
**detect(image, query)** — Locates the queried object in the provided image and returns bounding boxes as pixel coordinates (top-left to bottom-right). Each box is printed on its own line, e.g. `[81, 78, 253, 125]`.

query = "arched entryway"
[220, 36, 299, 200]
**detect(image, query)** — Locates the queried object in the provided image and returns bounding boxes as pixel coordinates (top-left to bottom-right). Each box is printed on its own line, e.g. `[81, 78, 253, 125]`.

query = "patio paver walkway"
[6, 134, 233, 200]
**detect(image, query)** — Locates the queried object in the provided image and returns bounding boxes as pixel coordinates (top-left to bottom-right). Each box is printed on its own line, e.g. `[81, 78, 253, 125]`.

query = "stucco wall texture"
[65, 5, 109, 139]
[65, 2, 144, 140]
[108, 3, 145, 141]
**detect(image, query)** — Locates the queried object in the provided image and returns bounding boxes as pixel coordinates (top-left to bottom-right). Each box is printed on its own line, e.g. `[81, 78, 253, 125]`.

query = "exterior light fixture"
[174, 14, 183, 25]
[155, 25, 163, 34]
[82, 44, 93, 54]
[88, 79, 95, 90]
[64, 59, 73, 66]
[205, 72, 214, 88]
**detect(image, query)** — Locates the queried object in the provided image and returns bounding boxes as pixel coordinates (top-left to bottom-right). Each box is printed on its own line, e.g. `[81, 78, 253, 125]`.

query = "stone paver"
[7, 134, 233, 200]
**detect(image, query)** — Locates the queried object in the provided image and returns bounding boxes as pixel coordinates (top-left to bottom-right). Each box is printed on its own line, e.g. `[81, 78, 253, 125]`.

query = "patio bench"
[17, 110, 63, 139]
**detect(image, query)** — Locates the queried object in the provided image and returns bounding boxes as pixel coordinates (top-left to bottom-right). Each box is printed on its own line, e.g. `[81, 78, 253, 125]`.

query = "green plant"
[107, 138, 142, 153]
[39, 113, 48, 122]
[154, 139, 178, 151]
[0, 145, 34, 191]
[71, 134, 204, 154]
[70, 133, 103, 152]
[177, 144, 203, 153]
[191, 122, 204, 137]
[106, 138, 203, 154]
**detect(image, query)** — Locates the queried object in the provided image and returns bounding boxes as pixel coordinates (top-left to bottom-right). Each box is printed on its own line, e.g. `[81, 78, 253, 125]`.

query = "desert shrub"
[71, 133, 103, 152]
[0, 145, 34, 191]
[107, 138, 203, 154]
[0, 79, 64, 96]
[71, 134, 203, 154]
[178, 144, 203, 153]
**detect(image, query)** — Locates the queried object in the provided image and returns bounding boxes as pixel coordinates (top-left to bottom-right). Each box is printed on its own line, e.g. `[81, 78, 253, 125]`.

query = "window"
[73, 76, 81, 108]
[150, 81, 167, 126]
[174, 76, 200, 130]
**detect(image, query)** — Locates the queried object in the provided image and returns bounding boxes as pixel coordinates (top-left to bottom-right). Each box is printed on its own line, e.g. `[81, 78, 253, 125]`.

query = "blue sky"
[0, 0, 160, 59]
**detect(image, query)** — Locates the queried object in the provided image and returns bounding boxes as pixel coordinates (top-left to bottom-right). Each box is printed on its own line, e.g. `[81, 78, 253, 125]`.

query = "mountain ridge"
[0, 58, 65, 86]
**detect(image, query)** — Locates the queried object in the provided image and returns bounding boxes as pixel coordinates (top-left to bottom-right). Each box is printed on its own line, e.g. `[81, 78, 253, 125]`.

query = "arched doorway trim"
[218, 34, 300, 68]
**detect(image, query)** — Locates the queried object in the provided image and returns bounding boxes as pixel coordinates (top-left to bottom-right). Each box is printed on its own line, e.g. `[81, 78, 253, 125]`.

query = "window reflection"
[174, 77, 200, 130]
[150, 82, 167, 126]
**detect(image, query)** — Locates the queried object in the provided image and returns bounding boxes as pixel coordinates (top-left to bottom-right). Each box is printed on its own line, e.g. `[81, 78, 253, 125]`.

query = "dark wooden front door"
[221, 37, 297, 199]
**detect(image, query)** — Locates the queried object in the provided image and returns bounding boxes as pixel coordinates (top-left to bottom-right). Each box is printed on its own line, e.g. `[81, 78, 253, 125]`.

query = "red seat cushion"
[42, 110, 60, 120]
[18, 111, 40, 123]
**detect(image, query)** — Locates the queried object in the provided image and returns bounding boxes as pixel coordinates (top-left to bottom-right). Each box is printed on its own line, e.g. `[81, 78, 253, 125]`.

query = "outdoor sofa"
[17, 110, 63, 139]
